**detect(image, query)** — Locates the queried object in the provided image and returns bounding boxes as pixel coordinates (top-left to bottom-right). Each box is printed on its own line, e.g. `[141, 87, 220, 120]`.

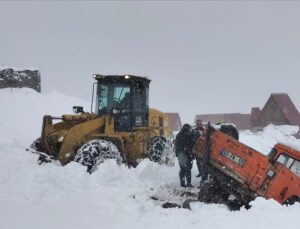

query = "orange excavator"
[193, 123, 300, 208]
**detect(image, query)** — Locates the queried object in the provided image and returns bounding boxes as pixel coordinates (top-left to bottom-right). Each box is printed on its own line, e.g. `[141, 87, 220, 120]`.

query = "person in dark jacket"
[192, 119, 205, 178]
[175, 123, 194, 187]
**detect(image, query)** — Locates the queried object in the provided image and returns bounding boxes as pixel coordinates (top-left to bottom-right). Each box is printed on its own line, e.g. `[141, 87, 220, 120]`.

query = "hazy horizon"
[1, 1, 300, 123]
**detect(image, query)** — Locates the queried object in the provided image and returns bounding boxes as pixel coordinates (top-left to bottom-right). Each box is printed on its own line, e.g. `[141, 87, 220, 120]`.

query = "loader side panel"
[149, 108, 171, 138]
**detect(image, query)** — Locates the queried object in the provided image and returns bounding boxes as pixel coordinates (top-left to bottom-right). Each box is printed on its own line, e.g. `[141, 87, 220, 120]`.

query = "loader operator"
[175, 123, 194, 187]
[120, 92, 131, 110]
[192, 119, 205, 179]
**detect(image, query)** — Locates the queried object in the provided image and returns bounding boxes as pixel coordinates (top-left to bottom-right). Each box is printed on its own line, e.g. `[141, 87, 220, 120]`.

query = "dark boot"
[186, 170, 193, 187]
[196, 159, 202, 177]
[179, 170, 186, 187]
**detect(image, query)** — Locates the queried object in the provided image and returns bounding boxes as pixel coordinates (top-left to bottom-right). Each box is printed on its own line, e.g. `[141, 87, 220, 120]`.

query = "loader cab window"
[132, 82, 149, 127]
[96, 77, 149, 132]
[97, 84, 130, 115]
[112, 85, 131, 132]
[113, 86, 131, 110]
[98, 85, 108, 115]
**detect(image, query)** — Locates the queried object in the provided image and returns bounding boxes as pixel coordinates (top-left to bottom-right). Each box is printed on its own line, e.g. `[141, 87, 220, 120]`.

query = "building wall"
[196, 93, 300, 134]
[195, 113, 251, 130]
[0, 68, 41, 92]
[166, 113, 182, 132]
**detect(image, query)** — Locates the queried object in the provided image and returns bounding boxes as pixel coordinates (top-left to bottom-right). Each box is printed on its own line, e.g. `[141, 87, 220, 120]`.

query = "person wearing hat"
[175, 123, 194, 187]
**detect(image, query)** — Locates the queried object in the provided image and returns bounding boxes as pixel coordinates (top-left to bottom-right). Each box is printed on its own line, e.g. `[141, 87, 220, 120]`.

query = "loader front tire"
[74, 139, 122, 173]
[148, 136, 174, 165]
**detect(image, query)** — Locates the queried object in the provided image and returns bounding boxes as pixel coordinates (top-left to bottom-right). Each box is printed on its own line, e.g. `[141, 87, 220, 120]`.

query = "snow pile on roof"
[0, 88, 299, 229]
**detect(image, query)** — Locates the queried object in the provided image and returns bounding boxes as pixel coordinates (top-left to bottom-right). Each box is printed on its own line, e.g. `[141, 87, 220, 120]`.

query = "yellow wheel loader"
[31, 74, 174, 173]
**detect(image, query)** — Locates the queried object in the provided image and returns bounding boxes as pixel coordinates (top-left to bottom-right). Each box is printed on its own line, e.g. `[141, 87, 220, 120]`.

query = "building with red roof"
[251, 93, 300, 131]
[194, 93, 300, 134]
[165, 113, 182, 132]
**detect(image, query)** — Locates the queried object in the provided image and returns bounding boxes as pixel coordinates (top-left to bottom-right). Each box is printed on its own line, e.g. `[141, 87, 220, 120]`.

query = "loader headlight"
[112, 108, 120, 114]
[124, 75, 130, 80]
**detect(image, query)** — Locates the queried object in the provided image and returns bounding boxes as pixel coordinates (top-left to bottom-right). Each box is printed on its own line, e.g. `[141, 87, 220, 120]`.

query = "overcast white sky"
[1, 1, 300, 123]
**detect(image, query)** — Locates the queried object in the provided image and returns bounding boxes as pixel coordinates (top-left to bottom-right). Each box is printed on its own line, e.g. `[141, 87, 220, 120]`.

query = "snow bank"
[0, 88, 90, 146]
[0, 88, 299, 229]
[240, 124, 300, 154]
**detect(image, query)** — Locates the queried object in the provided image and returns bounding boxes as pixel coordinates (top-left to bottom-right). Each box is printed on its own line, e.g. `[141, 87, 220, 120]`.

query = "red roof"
[270, 93, 300, 125]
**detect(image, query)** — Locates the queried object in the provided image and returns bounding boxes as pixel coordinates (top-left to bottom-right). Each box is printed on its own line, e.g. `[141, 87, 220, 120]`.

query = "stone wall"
[0, 68, 41, 92]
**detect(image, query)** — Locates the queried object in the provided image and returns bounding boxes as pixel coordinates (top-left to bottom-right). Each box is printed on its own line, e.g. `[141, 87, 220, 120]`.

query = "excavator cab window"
[276, 153, 295, 169]
[268, 147, 277, 164]
[276, 153, 300, 177]
[290, 160, 300, 177]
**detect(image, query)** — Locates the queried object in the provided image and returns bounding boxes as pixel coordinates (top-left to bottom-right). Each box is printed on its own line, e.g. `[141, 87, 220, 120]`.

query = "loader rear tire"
[74, 139, 122, 173]
[148, 136, 174, 165]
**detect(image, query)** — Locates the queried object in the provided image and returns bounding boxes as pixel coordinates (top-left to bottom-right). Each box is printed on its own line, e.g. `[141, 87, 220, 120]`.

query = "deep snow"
[0, 88, 299, 229]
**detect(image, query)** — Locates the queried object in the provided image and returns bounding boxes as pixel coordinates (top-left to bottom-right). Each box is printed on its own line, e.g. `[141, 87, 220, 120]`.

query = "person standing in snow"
[192, 119, 205, 178]
[175, 123, 194, 187]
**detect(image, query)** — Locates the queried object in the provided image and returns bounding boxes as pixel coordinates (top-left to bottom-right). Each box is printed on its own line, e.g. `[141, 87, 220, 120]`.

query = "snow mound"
[0, 88, 299, 229]
[0, 88, 90, 146]
[240, 124, 300, 154]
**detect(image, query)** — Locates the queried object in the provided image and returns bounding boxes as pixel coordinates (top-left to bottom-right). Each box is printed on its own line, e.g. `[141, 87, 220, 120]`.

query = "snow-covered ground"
[0, 88, 299, 229]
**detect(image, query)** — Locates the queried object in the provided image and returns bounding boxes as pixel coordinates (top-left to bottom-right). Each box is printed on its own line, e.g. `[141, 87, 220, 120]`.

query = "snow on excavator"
[30, 74, 174, 173]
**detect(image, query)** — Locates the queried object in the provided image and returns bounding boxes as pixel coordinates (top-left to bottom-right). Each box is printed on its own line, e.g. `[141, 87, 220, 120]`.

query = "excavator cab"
[94, 74, 150, 132]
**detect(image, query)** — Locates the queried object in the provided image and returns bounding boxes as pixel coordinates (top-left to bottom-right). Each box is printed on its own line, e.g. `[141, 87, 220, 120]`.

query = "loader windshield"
[98, 84, 131, 115]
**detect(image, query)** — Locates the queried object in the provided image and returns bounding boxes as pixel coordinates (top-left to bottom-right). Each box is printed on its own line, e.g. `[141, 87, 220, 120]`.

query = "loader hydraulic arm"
[40, 113, 105, 165]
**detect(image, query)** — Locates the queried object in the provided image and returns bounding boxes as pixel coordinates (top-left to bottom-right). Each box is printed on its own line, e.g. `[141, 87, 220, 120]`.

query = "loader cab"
[94, 74, 150, 132]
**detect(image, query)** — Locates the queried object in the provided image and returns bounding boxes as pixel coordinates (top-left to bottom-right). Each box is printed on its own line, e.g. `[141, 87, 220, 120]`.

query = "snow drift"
[0, 88, 299, 229]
